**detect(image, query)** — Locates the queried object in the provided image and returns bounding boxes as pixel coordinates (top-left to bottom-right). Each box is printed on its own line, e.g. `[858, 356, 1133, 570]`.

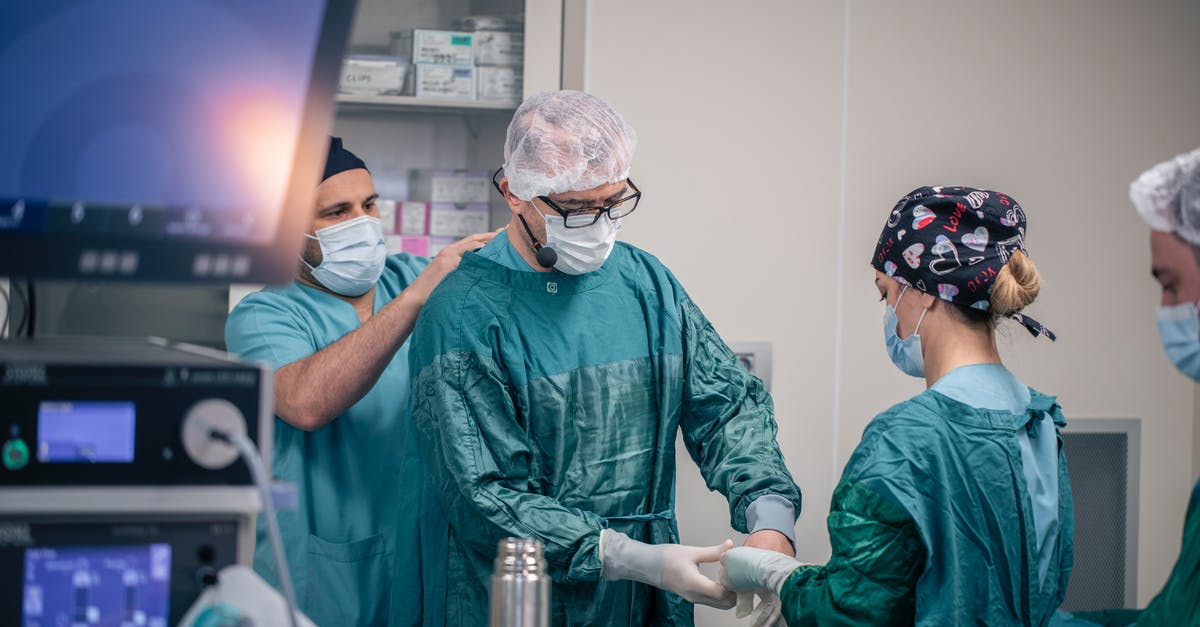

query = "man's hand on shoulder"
[406, 229, 500, 304]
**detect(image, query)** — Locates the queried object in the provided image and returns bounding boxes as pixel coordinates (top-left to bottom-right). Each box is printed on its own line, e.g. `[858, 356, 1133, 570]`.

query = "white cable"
[0, 280, 9, 338]
[220, 430, 300, 627]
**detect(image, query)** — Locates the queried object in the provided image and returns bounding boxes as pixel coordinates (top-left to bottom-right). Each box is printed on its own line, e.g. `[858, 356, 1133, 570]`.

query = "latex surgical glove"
[736, 590, 786, 627]
[719, 546, 804, 595]
[600, 529, 736, 609]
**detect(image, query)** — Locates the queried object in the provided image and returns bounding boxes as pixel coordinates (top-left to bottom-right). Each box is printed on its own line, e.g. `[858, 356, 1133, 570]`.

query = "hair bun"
[990, 250, 1040, 316]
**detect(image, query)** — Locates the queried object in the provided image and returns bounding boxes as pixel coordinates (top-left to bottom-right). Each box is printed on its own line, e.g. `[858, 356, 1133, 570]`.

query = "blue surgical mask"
[884, 285, 929, 378]
[301, 215, 387, 297]
[1156, 300, 1200, 381]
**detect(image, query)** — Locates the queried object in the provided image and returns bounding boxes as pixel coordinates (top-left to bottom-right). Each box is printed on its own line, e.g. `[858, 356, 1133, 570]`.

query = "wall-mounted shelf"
[335, 93, 520, 114]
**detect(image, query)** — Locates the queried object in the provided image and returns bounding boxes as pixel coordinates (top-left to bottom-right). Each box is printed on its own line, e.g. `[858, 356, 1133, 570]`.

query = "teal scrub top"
[408, 241, 803, 626]
[225, 254, 443, 627]
[474, 228, 534, 272]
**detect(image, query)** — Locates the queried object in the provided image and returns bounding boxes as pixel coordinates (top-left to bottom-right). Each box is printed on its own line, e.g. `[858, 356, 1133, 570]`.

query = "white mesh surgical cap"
[1130, 147, 1200, 245]
[502, 90, 638, 200]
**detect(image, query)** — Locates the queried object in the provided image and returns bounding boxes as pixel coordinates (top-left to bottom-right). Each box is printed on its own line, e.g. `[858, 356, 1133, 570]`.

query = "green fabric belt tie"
[602, 510, 675, 526]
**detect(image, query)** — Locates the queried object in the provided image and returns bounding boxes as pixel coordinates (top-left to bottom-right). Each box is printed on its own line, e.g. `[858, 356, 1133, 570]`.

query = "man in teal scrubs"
[409, 91, 802, 625]
[225, 137, 494, 626]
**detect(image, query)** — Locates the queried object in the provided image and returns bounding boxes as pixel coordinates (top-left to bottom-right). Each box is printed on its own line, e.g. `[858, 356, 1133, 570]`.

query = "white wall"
[585, 0, 1200, 620]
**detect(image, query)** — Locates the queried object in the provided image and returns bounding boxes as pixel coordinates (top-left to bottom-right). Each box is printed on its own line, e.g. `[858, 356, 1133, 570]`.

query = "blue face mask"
[884, 285, 929, 378]
[1156, 300, 1200, 381]
[301, 215, 387, 297]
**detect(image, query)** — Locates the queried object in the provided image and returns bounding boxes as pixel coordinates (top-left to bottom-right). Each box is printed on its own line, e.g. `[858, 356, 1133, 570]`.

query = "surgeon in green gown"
[1130, 149, 1200, 624]
[225, 138, 494, 626]
[1051, 148, 1200, 627]
[721, 186, 1073, 626]
[408, 91, 803, 626]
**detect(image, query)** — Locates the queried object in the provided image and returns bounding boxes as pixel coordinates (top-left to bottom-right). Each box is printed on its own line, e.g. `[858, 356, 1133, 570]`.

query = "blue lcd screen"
[37, 401, 136, 463]
[23, 544, 172, 627]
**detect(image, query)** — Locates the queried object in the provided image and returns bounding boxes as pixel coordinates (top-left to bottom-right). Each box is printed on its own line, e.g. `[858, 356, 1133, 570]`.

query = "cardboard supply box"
[377, 199, 398, 234]
[413, 65, 476, 100]
[398, 201, 431, 235]
[474, 31, 524, 66]
[339, 55, 409, 96]
[429, 203, 490, 238]
[477, 66, 522, 101]
[408, 169, 491, 204]
[391, 30, 474, 66]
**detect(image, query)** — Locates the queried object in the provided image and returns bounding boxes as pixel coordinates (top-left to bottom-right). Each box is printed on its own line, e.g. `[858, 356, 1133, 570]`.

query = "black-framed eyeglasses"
[492, 167, 642, 228]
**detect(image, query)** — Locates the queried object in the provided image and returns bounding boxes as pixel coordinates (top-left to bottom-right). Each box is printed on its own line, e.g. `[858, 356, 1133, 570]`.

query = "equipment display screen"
[0, 2, 329, 246]
[0, 0, 358, 283]
[22, 544, 172, 627]
[37, 401, 136, 463]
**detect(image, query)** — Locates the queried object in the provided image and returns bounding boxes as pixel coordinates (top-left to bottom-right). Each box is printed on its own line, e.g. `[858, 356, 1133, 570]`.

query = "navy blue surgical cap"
[322, 136, 368, 182]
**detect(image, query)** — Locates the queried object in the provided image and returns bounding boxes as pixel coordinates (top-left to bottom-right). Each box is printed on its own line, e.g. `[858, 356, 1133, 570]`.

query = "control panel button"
[181, 399, 247, 470]
[3, 439, 29, 471]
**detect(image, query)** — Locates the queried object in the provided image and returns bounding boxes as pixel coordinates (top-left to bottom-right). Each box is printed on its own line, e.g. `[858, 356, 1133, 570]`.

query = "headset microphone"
[518, 214, 558, 268]
[495, 168, 558, 269]
[534, 243, 558, 268]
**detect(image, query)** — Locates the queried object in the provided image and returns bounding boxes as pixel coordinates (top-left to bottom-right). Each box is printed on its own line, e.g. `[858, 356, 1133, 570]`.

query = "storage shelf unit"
[229, 0, 566, 309]
[328, 0, 562, 233]
[335, 93, 519, 113]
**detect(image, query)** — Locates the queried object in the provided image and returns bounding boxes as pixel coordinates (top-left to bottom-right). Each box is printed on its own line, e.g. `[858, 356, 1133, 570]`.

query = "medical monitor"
[0, 0, 359, 283]
[22, 544, 172, 627]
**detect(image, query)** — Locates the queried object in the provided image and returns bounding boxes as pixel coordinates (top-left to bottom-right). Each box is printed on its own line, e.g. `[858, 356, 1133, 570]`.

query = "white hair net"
[1130, 147, 1200, 245]
[502, 90, 637, 200]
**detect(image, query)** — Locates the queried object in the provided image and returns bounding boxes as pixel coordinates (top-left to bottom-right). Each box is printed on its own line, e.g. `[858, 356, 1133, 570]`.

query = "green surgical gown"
[408, 242, 802, 626]
[1138, 476, 1200, 624]
[779, 388, 1074, 626]
[1052, 477, 1198, 627]
[225, 254, 444, 627]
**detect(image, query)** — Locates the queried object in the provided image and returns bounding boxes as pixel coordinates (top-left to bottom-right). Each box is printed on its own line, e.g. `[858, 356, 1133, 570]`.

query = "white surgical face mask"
[543, 213, 621, 275]
[883, 285, 929, 378]
[301, 215, 387, 297]
[1157, 299, 1200, 381]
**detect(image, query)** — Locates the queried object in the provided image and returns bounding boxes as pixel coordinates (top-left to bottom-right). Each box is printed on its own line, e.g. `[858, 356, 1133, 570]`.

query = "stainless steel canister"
[489, 537, 551, 627]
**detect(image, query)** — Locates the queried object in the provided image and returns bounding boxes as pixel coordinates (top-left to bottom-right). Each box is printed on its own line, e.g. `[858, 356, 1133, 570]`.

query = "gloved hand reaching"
[736, 590, 785, 627]
[600, 529, 736, 609]
[719, 546, 804, 595]
[721, 547, 804, 627]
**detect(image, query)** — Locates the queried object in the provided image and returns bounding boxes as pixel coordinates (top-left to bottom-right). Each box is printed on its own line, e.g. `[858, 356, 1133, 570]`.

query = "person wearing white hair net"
[407, 91, 802, 626]
[1052, 148, 1200, 627]
[1134, 147, 1200, 382]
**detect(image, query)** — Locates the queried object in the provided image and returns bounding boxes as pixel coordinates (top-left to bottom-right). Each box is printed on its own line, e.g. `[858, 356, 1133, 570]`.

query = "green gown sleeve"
[1135, 479, 1200, 626]
[677, 297, 803, 530]
[410, 315, 606, 584]
[778, 481, 925, 626]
